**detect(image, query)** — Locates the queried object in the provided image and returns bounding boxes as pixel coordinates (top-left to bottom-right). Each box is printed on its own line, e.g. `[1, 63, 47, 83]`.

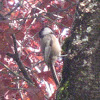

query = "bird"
[39, 27, 61, 85]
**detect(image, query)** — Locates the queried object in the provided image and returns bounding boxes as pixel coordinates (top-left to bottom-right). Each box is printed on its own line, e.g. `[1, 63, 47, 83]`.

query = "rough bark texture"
[57, 0, 100, 100]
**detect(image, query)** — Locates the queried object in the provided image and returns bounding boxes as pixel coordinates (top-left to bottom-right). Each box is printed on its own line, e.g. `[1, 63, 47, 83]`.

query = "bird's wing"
[44, 37, 52, 65]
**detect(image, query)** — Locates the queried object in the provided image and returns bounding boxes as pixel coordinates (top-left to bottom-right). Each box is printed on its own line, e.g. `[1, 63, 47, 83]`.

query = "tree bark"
[57, 0, 100, 100]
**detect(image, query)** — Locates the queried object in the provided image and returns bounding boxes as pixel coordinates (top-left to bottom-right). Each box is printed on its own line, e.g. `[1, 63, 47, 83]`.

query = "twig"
[7, 87, 24, 90]
[0, 61, 17, 76]
[60, 54, 68, 57]
[5, 3, 20, 16]
[43, 15, 67, 28]
[17, 77, 24, 100]
[24, 60, 44, 71]
[31, 60, 44, 69]
[0, 61, 34, 86]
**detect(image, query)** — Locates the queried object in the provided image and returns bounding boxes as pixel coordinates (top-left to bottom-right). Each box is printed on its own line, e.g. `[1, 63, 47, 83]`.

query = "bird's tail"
[49, 64, 60, 86]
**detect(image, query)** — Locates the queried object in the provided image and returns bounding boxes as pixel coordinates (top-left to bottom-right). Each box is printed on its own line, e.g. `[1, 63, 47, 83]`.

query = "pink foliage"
[0, 0, 76, 99]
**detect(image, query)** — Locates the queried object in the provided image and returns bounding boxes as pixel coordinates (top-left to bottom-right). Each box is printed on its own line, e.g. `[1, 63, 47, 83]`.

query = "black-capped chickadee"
[39, 27, 61, 85]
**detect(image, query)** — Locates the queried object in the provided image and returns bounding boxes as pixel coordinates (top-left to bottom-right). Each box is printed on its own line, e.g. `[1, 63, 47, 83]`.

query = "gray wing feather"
[44, 38, 52, 65]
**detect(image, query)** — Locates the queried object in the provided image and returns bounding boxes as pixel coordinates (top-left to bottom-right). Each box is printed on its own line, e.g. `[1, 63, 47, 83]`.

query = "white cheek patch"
[42, 27, 53, 35]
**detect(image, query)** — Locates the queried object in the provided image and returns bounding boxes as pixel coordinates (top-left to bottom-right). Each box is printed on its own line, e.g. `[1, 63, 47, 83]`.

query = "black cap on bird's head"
[39, 27, 53, 38]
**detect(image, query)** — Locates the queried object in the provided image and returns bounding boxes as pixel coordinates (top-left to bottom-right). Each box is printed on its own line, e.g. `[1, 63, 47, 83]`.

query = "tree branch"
[6, 34, 33, 84]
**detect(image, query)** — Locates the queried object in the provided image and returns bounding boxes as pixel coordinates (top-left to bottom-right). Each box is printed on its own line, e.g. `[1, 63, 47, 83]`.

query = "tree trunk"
[57, 0, 100, 100]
